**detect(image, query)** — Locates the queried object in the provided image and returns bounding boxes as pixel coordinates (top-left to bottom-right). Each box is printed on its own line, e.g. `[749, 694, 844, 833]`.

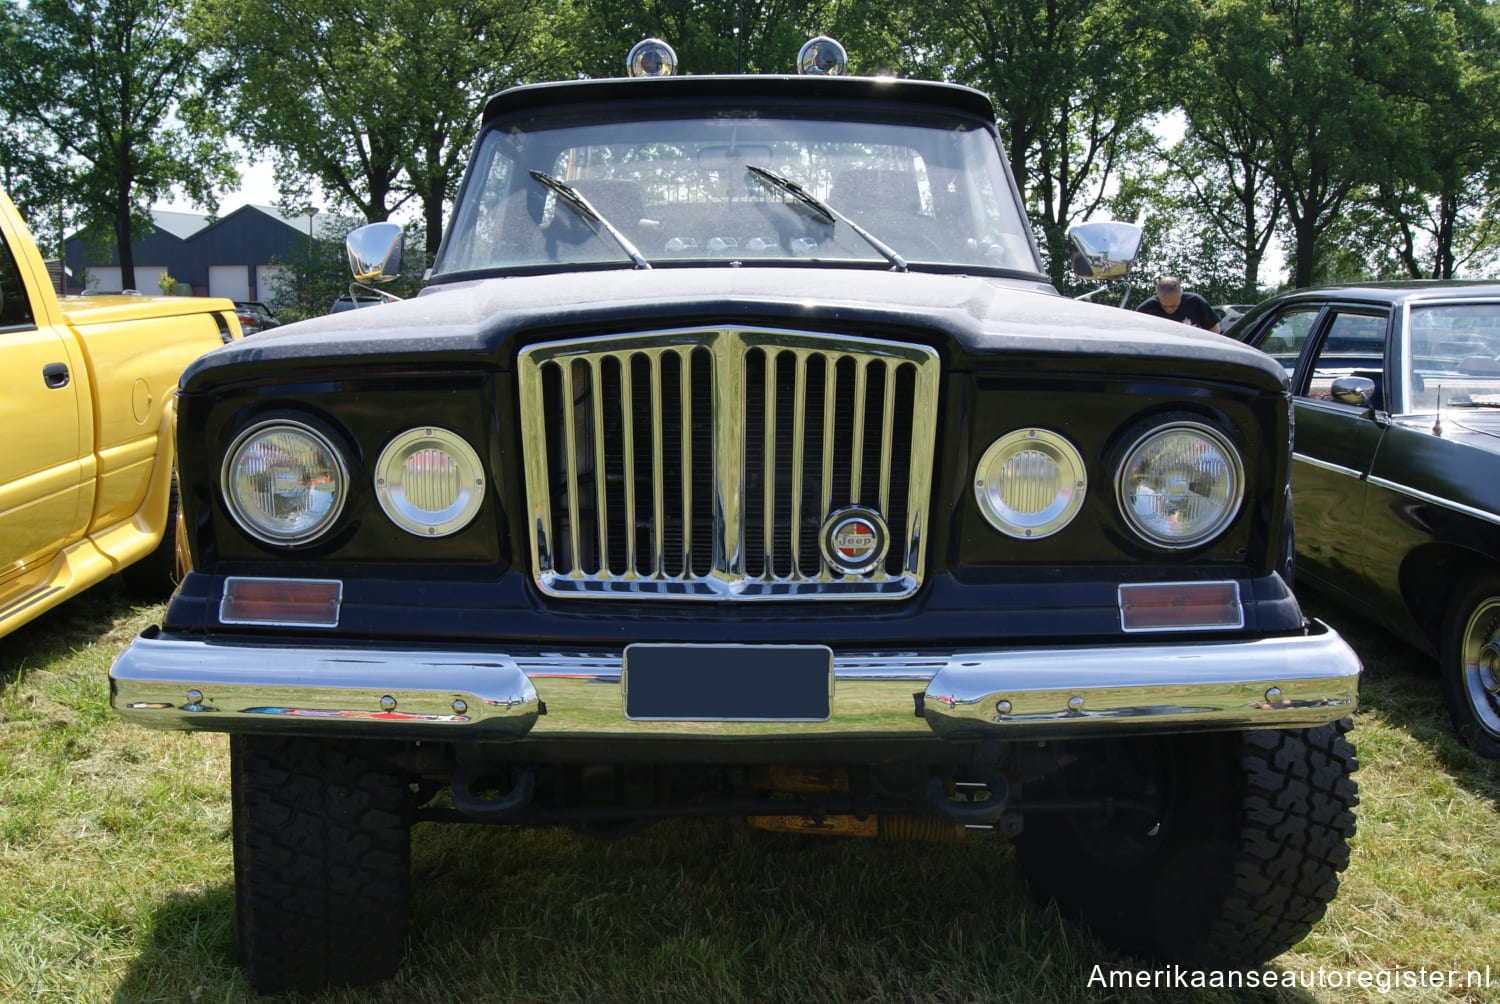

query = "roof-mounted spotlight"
[797, 36, 848, 76]
[627, 38, 678, 77]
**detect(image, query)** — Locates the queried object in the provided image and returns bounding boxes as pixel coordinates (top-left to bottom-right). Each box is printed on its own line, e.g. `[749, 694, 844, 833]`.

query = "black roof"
[1261, 280, 1500, 305]
[482, 74, 997, 125]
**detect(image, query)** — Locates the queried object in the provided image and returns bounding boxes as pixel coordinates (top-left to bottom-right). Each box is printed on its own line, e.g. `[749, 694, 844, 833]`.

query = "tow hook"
[925, 770, 1010, 824]
[450, 762, 535, 819]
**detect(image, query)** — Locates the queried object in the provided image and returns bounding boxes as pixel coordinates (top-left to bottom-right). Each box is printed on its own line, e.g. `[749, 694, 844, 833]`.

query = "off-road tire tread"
[231, 734, 411, 993]
[1015, 721, 1357, 968]
[1195, 719, 1359, 966]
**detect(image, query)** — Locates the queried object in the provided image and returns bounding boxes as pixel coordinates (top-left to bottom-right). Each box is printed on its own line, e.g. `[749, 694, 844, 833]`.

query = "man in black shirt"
[1136, 276, 1220, 332]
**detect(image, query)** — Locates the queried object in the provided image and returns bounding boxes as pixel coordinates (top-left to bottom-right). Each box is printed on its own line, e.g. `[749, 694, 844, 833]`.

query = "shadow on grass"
[1296, 588, 1500, 809]
[110, 817, 1325, 1004]
[0, 576, 162, 693]
[110, 886, 246, 1004]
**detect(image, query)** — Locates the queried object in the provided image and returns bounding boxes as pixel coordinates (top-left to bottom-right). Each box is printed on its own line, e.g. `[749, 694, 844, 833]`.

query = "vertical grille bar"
[849, 358, 868, 510]
[591, 356, 609, 577]
[619, 355, 638, 577]
[789, 351, 808, 577]
[879, 361, 897, 516]
[762, 350, 777, 578]
[520, 328, 938, 600]
[679, 348, 693, 578]
[820, 356, 837, 550]
[559, 362, 582, 575]
[650, 351, 665, 578]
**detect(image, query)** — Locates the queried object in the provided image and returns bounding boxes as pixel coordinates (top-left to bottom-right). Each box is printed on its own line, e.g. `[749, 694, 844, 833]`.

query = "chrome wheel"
[1460, 598, 1500, 739]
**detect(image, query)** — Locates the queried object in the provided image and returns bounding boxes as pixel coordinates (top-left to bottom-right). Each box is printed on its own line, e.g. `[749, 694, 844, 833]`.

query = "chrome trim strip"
[111, 624, 1358, 741]
[517, 328, 941, 600]
[110, 635, 539, 737]
[1366, 475, 1500, 529]
[1292, 451, 1364, 479]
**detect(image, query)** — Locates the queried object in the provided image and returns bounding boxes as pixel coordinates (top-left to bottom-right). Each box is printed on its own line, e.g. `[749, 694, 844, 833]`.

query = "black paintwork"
[1237, 281, 1500, 653]
[166, 78, 1304, 651]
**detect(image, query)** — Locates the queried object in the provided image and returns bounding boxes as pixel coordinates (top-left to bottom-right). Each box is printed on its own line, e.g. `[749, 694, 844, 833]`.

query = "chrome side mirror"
[346, 222, 404, 284]
[1331, 375, 1377, 408]
[1066, 221, 1143, 280]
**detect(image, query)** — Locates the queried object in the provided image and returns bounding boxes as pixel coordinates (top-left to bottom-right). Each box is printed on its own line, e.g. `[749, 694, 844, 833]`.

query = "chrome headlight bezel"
[221, 420, 350, 546]
[1114, 421, 1245, 549]
[973, 428, 1088, 539]
[373, 427, 486, 537]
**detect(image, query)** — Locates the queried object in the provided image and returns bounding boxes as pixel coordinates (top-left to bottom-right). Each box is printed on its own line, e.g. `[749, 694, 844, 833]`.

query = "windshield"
[1408, 301, 1500, 409]
[432, 108, 1038, 277]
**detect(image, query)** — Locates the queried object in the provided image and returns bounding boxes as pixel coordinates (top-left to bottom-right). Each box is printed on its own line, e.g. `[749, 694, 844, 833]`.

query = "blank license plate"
[623, 644, 832, 722]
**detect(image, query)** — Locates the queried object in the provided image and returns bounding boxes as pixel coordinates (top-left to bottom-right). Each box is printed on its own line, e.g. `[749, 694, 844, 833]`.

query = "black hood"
[182, 268, 1288, 394]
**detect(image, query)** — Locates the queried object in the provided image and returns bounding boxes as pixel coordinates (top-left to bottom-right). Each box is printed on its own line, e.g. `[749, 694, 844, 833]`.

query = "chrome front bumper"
[109, 622, 1360, 743]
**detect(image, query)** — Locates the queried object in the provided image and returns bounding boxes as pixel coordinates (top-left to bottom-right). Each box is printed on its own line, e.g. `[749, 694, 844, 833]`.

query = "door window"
[1304, 311, 1389, 409]
[0, 232, 36, 330]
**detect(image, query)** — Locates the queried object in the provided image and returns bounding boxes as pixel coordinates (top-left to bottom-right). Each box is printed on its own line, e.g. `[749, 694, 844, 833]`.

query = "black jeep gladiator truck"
[111, 36, 1360, 992]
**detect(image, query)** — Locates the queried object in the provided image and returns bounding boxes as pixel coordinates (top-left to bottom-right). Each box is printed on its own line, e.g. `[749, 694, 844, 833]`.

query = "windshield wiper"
[528, 170, 651, 270]
[745, 164, 908, 272]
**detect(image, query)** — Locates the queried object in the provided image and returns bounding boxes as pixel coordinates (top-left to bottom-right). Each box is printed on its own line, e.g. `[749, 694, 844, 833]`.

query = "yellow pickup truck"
[0, 189, 239, 637]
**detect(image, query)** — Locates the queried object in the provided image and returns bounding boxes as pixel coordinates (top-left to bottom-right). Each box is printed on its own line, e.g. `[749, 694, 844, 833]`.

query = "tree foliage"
[192, 0, 558, 261]
[901, 0, 1196, 286]
[0, 0, 235, 288]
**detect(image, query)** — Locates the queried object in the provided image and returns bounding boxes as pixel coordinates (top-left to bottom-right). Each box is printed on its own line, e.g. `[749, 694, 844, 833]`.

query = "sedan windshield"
[432, 109, 1038, 277]
[1408, 302, 1500, 409]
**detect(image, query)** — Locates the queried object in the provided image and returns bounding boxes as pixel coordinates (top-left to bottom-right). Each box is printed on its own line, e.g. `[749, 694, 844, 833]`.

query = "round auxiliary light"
[797, 35, 848, 76]
[974, 429, 1087, 539]
[1116, 422, 1244, 549]
[374, 427, 486, 537]
[627, 38, 678, 77]
[222, 421, 348, 545]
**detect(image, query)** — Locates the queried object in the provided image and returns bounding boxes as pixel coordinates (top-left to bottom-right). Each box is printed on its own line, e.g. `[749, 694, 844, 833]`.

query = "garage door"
[255, 265, 286, 307]
[209, 265, 251, 301]
[85, 266, 169, 293]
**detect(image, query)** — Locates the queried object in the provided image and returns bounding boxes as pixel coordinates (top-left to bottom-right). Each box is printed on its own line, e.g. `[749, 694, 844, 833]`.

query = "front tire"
[1441, 576, 1500, 759]
[231, 735, 413, 992]
[1014, 722, 1358, 967]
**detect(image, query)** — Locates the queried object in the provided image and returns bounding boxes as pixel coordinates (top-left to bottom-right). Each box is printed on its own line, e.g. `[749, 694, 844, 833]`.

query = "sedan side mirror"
[1330, 375, 1377, 409]
[346, 222, 404, 285]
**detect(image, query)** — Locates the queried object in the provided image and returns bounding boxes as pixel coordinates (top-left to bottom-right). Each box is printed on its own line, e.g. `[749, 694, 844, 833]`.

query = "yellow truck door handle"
[42, 362, 70, 389]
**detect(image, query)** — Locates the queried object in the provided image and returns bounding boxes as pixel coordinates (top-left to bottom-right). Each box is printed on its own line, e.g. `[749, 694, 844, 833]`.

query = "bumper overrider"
[109, 622, 1360, 743]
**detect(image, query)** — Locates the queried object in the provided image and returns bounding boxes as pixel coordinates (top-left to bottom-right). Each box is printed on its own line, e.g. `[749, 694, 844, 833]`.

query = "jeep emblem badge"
[821, 507, 890, 575]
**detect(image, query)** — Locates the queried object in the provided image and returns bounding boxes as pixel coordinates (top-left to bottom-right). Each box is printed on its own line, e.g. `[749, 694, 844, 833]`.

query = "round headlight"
[1116, 422, 1244, 548]
[374, 427, 485, 536]
[222, 422, 348, 545]
[974, 429, 1087, 539]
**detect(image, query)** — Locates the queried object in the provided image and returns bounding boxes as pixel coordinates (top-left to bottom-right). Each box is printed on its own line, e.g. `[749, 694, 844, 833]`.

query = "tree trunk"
[115, 195, 135, 293]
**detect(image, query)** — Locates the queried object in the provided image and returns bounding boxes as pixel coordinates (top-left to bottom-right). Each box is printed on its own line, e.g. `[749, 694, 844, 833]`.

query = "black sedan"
[1237, 281, 1500, 757]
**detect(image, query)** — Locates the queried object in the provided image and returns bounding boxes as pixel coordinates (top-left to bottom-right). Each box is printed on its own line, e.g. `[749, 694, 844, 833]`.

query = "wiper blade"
[745, 164, 908, 272]
[528, 170, 651, 270]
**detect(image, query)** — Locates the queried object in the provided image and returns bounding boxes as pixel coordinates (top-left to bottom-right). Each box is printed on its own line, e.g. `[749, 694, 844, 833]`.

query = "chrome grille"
[518, 328, 939, 600]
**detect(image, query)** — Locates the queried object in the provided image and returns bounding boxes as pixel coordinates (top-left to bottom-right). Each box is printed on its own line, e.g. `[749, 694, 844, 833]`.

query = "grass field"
[1, 580, 1497, 1003]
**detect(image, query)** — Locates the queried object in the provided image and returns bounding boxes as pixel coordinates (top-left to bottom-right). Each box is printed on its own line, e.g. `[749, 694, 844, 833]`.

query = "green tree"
[0, 0, 236, 290]
[194, 0, 558, 263]
[1354, 0, 1500, 278]
[1186, 0, 1455, 288]
[908, 0, 1196, 286]
[191, 0, 413, 229]
[386, 0, 557, 260]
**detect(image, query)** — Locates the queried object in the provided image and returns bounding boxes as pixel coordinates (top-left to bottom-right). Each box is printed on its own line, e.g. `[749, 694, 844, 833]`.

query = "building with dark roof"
[64, 204, 322, 305]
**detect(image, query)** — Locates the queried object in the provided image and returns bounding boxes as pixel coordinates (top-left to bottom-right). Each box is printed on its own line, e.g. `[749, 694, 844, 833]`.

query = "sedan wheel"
[1442, 578, 1500, 759]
